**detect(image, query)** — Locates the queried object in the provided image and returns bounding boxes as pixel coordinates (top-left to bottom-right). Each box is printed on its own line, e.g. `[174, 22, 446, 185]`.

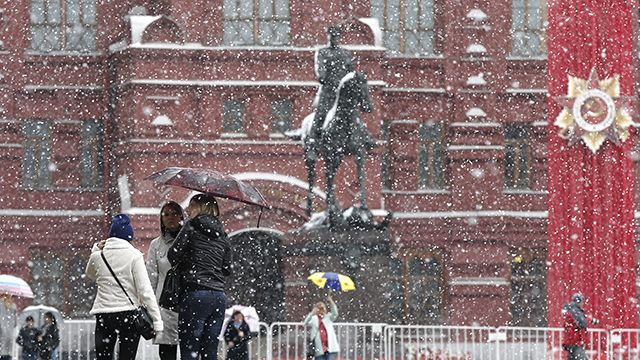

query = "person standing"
[168, 194, 232, 360]
[224, 311, 251, 360]
[37, 312, 59, 360]
[85, 214, 164, 360]
[562, 293, 597, 360]
[0, 294, 17, 360]
[16, 316, 40, 360]
[146, 201, 184, 360]
[304, 294, 340, 360]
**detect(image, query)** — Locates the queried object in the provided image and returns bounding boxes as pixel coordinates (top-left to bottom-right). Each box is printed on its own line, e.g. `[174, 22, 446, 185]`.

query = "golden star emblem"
[554, 68, 634, 153]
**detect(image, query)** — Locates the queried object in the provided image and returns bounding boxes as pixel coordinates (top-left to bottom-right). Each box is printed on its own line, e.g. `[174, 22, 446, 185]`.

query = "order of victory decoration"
[554, 68, 635, 153]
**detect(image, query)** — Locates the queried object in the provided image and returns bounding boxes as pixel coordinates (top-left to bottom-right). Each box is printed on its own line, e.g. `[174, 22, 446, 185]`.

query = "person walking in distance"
[147, 201, 184, 360]
[562, 293, 598, 360]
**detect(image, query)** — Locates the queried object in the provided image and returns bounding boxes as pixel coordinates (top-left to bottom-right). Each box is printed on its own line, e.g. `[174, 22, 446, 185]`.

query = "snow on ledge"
[130, 15, 161, 44]
[466, 107, 487, 118]
[466, 43, 487, 54]
[358, 17, 383, 47]
[466, 74, 486, 86]
[450, 277, 508, 286]
[466, 9, 488, 22]
[151, 115, 173, 126]
[0, 209, 103, 217]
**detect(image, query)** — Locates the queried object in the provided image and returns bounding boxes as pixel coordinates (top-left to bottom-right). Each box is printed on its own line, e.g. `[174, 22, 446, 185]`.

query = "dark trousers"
[179, 290, 226, 360]
[159, 344, 178, 360]
[565, 345, 587, 360]
[0, 356, 11, 360]
[95, 311, 141, 360]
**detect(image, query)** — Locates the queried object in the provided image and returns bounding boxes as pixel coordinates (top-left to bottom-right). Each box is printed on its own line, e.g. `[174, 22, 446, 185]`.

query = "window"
[223, 0, 290, 45]
[222, 100, 245, 133]
[510, 251, 547, 326]
[504, 125, 531, 189]
[271, 99, 292, 134]
[511, 0, 546, 57]
[30, 251, 95, 318]
[371, 0, 436, 56]
[389, 255, 444, 324]
[418, 122, 445, 189]
[30, 0, 97, 52]
[23, 121, 52, 189]
[80, 120, 103, 188]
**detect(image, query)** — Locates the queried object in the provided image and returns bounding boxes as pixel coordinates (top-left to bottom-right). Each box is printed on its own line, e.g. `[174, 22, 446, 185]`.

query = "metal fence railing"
[12, 320, 640, 359]
[268, 322, 386, 360]
[495, 327, 608, 360]
[384, 325, 495, 360]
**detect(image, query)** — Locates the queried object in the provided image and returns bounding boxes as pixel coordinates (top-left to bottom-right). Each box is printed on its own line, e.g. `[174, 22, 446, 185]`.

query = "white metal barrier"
[54, 320, 269, 360]
[21, 320, 637, 359]
[610, 329, 640, 360]
[495, 327, 608, 360]
[384, 325, 495, 360]
[268, 322, 386, 360]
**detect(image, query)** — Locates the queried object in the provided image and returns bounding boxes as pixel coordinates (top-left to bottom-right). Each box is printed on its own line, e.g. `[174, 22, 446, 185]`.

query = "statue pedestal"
[282, 228, 393, 323]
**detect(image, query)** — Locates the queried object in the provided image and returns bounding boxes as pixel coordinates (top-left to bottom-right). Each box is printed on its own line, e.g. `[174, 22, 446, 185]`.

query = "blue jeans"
[315, 353, 337, 360]
[179, 290, 226, 360]
[22, 351, 38, 360]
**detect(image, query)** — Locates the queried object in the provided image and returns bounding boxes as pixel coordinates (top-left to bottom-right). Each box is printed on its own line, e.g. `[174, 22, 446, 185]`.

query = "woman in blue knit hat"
[85, 214, 164, 360]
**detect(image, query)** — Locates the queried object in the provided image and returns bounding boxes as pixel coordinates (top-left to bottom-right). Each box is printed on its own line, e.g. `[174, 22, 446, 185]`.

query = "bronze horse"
[303, 71, 374, 226]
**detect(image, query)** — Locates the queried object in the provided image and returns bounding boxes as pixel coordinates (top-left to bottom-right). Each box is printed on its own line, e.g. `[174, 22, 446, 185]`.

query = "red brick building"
[0, 0, 635, 325]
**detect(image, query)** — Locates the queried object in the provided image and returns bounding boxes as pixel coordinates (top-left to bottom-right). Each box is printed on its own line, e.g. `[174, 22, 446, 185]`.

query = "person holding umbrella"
[146, 201, 184, 360]
[168, 194, 232, 360]
[304, 294, 340, 360]
[0, 294, 17, 360]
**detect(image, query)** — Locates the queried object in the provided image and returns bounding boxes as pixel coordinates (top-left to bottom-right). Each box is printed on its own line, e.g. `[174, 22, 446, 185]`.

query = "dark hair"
[190, 194, 219, 217]
[160, 201, 184, 235]
[232, 311, 244, 320]
[44, 311, 56, 325]
[25, 315, 34, 322]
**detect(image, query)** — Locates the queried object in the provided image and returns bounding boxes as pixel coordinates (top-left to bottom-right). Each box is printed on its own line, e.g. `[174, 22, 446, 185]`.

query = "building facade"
[0, 0, 637, 325]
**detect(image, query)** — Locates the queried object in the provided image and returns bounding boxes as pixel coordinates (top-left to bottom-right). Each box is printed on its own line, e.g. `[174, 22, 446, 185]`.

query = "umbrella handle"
[256, 207, 263, 228]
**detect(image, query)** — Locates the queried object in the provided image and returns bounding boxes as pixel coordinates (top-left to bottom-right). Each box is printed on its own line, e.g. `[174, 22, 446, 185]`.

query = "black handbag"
[159, 263, 182, 311]
[101, 251, 156, 340]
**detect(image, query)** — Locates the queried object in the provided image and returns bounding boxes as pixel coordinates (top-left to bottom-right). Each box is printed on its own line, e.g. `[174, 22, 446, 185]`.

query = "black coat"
[224, 321, 251, 360]
[168, 214, 232, 291]
[16, 325, 41, 353]
[38, 323, 59, 359]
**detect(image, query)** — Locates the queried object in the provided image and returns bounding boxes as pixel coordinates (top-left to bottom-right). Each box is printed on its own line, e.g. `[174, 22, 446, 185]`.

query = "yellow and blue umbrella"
[307, 272, 356, 292]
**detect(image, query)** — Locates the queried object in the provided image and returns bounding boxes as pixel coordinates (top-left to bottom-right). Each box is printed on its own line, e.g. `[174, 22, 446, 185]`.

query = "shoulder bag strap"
[100, 250, 135, 306]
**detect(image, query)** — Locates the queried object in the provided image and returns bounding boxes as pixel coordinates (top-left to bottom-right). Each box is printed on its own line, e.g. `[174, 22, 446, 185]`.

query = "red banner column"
[547, 0, 637, 335]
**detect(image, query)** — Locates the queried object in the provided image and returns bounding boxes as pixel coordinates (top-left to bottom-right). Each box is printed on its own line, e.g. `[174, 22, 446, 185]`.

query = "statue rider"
[310, 26, 354, 154]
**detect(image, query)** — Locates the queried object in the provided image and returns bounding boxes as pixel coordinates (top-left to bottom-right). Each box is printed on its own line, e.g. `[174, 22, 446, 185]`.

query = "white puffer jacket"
[85, 237, 163, 332]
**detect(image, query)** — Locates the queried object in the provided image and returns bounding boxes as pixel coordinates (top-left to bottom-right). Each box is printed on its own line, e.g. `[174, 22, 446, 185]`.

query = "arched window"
[371, 0, 437, 56]
[511, 0, 546, 57]
[30, 0, 97, 52]
[223, 0, 290, 45]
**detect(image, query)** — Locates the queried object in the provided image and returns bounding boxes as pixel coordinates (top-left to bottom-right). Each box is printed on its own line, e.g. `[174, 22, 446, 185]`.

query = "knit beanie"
[109, 214, 134, 241]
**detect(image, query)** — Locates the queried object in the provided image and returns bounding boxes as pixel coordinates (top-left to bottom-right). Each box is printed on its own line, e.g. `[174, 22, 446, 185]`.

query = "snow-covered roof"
[151, 114, 173, 126]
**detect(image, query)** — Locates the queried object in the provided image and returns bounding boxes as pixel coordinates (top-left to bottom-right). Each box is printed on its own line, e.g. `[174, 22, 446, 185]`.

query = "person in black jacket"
[168, 194, 232, 360]
[37, 312, 59, 360]
[16, 316, 41, 360]
[224, 311, 251, 360]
